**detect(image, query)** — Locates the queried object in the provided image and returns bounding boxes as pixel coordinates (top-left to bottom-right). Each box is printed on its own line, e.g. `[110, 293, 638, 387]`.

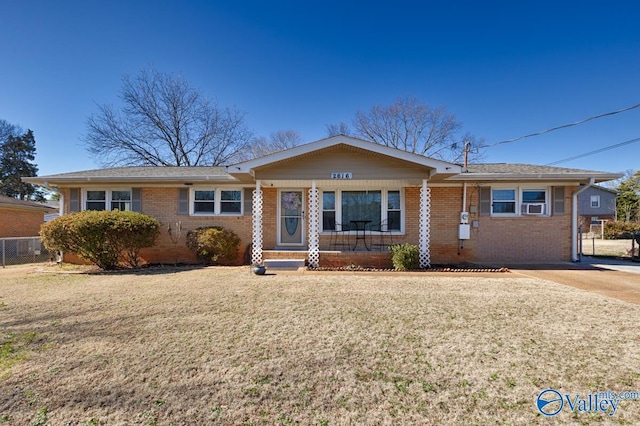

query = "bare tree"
[242, 130, 302, 160]
[85, 68, 253, 167]
[326, 121, 352, 137]
[353, 97, 466, 161]
[0, 119, 22, 144]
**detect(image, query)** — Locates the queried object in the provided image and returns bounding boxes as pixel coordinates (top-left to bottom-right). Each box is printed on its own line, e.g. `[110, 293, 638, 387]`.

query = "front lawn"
[0, 265, 639, 424]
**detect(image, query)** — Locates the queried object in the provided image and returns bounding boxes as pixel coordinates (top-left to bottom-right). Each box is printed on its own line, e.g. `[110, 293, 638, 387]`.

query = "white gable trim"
[229, 135, 463, 176]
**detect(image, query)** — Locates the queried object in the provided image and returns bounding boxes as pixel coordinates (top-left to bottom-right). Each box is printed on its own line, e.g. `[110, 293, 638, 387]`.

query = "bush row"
[40, 210, 161, 270]
[603, 221, 640, 239]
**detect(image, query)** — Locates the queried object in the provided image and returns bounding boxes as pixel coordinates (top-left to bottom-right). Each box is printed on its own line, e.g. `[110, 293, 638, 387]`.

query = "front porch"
[262, 249, 393, 269]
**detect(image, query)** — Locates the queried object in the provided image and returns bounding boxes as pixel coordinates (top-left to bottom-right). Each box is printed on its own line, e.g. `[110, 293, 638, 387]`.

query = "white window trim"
[82, 188, 132, 211]
[189, 187, 243, 216]
[590, 195, 600, 208]
[490, 186, 550, 217]
[320, 188, 404, 234]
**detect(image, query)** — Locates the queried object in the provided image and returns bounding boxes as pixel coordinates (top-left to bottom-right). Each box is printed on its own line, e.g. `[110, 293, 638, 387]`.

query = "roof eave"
[448, 172, 623, 183]
[22, 176, 237, 185]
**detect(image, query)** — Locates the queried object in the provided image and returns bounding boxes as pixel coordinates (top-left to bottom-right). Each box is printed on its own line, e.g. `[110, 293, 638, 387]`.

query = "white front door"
[279, 190, 305, 246]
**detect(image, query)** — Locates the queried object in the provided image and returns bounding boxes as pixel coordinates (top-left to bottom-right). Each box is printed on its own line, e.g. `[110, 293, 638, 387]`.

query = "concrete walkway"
[510, 257, 640, 305]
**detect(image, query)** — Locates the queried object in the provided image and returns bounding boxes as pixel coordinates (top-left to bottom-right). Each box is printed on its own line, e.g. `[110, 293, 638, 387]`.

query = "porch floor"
[262, 249, 392, 269]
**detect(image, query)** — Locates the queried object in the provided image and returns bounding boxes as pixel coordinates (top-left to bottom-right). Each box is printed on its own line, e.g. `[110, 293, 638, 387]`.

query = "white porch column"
[419, 179, 431, 268]
[307, 181, 320, 268]
[251, 180, 263, 266]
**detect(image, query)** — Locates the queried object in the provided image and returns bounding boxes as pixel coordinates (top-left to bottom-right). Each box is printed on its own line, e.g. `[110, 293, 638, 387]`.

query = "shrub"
[186, 226, 241, 265]
[603, 221, 640, 239]
[389, 243, 420, 271]
[40, 210, 160, 270]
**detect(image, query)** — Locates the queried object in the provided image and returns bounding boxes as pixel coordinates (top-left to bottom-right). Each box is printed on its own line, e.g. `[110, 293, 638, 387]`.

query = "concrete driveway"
[511, 257, 640, 305]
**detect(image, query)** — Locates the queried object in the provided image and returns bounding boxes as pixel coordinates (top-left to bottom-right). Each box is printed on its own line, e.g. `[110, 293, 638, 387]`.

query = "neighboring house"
[577, 185, 617, 233]
[23, 136, 622, 267]
[43, 200, 60, 221]
[0, 195, 56, 238]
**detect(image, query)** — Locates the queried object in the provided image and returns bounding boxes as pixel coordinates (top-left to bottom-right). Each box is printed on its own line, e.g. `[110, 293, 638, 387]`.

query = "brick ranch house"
[0, 195, 55, 238]
[24, 136, 621, 267]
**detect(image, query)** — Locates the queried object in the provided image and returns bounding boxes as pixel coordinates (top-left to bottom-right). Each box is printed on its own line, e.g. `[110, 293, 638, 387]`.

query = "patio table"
[350, 220, 371, 251]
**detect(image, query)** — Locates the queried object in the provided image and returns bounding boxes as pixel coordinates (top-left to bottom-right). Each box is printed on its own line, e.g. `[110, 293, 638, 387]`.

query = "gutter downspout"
[572, 178, 595, 262]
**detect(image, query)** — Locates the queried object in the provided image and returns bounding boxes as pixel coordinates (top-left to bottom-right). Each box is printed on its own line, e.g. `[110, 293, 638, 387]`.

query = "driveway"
[511, 257, 640, 305]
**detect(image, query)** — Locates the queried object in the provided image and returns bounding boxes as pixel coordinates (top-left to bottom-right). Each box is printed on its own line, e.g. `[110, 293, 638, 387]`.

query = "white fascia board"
[229, 135, 462, 174]
[448, 172, 623, 183]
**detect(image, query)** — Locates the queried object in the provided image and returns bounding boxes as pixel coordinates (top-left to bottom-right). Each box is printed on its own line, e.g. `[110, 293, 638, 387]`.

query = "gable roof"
[22, 136, 623, 186]
[577, 184, 618, 195]
[449, 163, 622, 183]
[228, 135, 464, 179]
[0, 195, 56, 212]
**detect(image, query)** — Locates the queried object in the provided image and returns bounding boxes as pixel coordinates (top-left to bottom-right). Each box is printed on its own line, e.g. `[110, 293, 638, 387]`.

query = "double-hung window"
[491, 189, 516, 214]
[387, 190, 401, 230]
[194, 190, 216, 214]
[590, 195, 600, 208]
[321, 189, 403, 232]
[111, 190, 132, 211]
[220, 190, 242, 214]
[521, 189, 546, 215]
[85, 189, 131, 211]
[322, 192, 337, 230]
[490, 187, 549, 216]
[86, 190, 107, 211]
[191, 188, 242, 215]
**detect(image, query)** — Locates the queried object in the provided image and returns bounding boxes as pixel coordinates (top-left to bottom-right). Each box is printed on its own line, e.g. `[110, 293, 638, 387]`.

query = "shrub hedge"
[389, 243, 420, 270]
[603, 221, 640, 239]
[186, 226, 241, 265]
[40, 210, 160, 270]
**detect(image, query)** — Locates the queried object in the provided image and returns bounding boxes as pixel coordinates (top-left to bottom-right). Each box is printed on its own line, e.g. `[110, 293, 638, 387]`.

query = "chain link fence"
[0, 237, 55, 267]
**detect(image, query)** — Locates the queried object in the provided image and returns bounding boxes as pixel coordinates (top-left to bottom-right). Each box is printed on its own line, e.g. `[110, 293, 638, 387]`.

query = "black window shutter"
[178, 188, 189, 215]
[132, 188, 142, 212]
[553, 187, 565, 215]
[244, 188, 253, 216]
[69, 188, 80, 212]
[479, 187, 491, 216]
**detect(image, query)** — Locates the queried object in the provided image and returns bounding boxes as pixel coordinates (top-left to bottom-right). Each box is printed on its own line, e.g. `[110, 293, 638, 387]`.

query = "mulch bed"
[307, 265, 510, 273]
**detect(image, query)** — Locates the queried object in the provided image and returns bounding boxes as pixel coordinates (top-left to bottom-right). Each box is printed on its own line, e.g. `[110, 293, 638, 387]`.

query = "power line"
[545, 136, 640, 166]
[484, 102, 640, 147]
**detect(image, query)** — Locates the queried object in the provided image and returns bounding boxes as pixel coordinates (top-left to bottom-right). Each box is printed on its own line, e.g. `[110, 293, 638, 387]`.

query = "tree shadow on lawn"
[85, 263, 211, 276]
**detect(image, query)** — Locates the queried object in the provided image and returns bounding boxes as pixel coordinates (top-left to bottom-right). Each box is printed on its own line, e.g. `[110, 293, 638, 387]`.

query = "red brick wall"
[0, 208, 46, 238]
[473, 186, 573, 262]
[57, 184, 575, 266]
[59, 187, 253, 265]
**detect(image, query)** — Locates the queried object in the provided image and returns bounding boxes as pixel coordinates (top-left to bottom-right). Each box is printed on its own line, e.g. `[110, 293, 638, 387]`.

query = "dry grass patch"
[0, 265, 639, 425]
[581, 238, 634, 257]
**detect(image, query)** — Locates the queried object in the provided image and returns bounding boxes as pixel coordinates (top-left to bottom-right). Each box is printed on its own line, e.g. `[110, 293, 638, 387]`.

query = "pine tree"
[616, 172, 640, 222]
[0, 129, 45, 201]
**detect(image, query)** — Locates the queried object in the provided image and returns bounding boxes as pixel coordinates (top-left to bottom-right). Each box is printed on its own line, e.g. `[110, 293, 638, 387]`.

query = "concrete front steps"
[263, 258, 306, 270]
[261, 249, 392, 269]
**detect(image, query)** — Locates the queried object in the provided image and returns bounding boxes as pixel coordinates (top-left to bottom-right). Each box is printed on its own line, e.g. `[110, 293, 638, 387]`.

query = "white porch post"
[251, 180, 263, 266]
[419, 179, 431, 268]
[308, 180, 320, 268]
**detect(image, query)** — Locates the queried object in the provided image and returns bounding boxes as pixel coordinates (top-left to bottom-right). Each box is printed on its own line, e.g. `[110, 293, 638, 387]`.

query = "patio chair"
[329, 220, 351, 250]
[370, 218, 394, 251]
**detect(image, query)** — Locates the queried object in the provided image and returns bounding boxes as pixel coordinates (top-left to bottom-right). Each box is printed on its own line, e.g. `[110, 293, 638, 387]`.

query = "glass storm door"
[279, 190, 304, 246]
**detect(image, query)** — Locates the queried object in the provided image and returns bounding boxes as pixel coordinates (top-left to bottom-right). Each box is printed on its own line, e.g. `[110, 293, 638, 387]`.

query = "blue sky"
[1, 1, 639, 176]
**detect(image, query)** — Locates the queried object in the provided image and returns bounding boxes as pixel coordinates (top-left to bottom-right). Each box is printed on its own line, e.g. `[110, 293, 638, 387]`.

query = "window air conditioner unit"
[522, 203, 545, 215]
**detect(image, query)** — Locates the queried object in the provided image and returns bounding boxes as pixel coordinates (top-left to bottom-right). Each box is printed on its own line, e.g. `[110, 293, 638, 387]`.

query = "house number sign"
[331, 172, 353, 179]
